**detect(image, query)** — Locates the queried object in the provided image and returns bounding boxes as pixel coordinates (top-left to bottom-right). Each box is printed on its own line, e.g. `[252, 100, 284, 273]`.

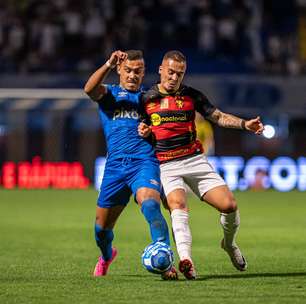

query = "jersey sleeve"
[191, 87, 216, 118]
[97, 84, 114, 103]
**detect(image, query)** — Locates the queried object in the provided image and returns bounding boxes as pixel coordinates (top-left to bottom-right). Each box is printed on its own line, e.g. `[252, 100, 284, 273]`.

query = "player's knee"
[220, 195, 237, 213]
[137, 188, 160, 204]
[167, 197, 187, 211]
[95, 215, 111, 229]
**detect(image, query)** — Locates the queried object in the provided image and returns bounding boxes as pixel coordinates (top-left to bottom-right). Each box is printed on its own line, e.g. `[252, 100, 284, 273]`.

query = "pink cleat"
[93, 248, 118, 277]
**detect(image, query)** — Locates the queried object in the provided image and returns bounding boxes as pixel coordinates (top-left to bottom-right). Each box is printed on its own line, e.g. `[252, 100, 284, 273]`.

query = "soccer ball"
[141, 241, 174, 274]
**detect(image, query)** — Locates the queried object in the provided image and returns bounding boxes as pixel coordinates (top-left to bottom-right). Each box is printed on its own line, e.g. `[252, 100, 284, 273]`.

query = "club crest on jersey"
[160, 98, 169, 109]
[113, 107, 139, 120]
[147, 102, 156, 110]
[175, 99, 184, 108]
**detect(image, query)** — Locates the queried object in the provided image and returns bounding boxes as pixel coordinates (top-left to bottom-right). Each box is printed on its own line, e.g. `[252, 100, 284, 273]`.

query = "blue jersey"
[97, 84, 155, 160]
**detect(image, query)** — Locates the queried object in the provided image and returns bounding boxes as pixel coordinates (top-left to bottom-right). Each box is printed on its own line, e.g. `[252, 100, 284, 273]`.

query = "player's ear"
[116, 65, 121, 75]
[158, 65, 162, 75]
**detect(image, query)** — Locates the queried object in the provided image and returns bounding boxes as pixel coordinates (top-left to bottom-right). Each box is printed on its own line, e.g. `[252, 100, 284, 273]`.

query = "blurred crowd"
[0, 0, 305, 75]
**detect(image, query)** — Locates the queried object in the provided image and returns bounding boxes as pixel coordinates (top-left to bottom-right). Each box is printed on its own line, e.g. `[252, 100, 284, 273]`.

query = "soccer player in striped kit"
[139, 50, 264, 279]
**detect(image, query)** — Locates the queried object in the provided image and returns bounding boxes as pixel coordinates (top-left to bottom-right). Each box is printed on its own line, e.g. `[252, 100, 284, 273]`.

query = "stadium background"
[0, 1, 306, 303]
[0, 0, 305, 190]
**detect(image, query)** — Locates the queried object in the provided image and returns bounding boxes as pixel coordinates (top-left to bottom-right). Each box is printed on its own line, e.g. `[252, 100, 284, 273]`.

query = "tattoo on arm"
[207, 109, 245, 129]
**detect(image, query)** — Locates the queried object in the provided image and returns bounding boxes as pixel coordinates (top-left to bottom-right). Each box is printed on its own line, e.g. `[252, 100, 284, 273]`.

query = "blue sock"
[95, 224, 114, 261]
[141, 199, 170, 246]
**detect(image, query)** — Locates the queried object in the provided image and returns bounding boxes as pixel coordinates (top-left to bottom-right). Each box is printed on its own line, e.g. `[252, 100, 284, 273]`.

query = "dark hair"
[163, 50, 186, 62]
[126, 50, 144, 60]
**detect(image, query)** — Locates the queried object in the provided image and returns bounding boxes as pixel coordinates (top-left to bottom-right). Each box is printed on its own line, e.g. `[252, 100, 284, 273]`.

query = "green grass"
[0, 189, 306, 304]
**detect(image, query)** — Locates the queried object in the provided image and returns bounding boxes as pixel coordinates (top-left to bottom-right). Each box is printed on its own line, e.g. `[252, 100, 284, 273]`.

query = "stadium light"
[263, 124, 276, 139]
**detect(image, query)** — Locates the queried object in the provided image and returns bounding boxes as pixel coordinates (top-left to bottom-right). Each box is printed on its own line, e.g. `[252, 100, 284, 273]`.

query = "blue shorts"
[97, 157, 161, 208]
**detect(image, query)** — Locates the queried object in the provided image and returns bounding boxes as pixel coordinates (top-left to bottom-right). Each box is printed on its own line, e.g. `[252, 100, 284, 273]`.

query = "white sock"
[171, 209, 192, 261]
[220, 209, 240, 248]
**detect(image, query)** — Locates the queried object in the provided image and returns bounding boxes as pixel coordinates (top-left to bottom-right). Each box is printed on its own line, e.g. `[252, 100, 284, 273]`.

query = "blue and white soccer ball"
[141, 241, 174, 274]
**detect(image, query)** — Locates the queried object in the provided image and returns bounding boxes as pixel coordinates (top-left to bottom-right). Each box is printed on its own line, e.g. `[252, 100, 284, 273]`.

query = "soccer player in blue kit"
[84, 50, 178, 280]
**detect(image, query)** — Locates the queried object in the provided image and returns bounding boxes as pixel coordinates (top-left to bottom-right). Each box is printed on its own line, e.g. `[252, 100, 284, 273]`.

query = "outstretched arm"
[84, 50, 127, 101]
[207, 109, 264, 135]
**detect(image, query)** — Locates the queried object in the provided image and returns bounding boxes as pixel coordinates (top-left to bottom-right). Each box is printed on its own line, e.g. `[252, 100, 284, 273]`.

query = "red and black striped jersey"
[143, 85, 216, 163]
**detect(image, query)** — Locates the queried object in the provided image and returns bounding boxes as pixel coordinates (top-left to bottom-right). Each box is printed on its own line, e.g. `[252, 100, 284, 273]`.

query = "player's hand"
[108, 51, 128, 68]
[138, 122, 151, 138]
[245, 116, 264, 135]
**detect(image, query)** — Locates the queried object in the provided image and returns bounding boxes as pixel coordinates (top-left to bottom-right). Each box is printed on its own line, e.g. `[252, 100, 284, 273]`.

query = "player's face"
[118, 59, 145, 91]
[159, 59, 186, 93]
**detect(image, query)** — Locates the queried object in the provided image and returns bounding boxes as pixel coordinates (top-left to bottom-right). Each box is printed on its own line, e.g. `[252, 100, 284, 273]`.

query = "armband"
[105, 60, 115, 69]
[241, 119, 246, 130]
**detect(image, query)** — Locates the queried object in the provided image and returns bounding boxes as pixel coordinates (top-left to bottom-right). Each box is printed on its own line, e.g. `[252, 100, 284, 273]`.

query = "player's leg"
[160, 160, 196, 280]
[202, 185, 247, 271]
[95, 205, 125, 259]
[131, 159, 178, 280]
[94, 160, 130, 276]
[93, 205, 125, 276]
[136, 187, 170, 246]
[128, 158, 170, 245]
[166, 189, 190, 259]
[181, 154, 246, 271]
[202, 185, 238, 244]
[136, 187, 178, 280]
[165, 189, 196, 280]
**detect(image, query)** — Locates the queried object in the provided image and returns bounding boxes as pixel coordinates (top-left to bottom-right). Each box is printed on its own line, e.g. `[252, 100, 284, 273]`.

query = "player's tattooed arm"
[207, 108, 245, 129]
[207, 109, 264, 134]
[84, 50, 128, 101]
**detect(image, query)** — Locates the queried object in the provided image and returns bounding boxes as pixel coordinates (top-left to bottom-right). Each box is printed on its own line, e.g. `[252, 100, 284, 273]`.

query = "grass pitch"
[0, 189, 305, 304]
